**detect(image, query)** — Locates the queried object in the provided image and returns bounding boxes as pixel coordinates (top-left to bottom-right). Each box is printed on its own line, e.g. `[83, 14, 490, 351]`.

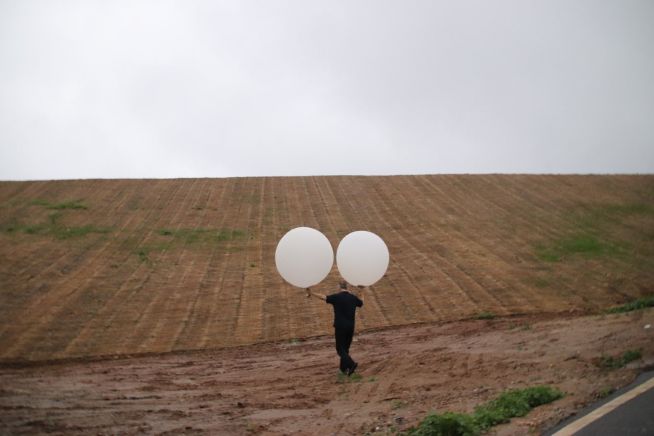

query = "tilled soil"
[2, 175, 653, 362]
[1, 309, 652, 435]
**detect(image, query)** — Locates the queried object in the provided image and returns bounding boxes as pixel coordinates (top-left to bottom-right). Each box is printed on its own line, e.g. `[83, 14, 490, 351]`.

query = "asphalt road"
[546, 370, 654, 436]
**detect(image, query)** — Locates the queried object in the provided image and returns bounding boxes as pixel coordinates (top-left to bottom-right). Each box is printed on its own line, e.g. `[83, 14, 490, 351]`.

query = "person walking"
[306, 280, 363, 376]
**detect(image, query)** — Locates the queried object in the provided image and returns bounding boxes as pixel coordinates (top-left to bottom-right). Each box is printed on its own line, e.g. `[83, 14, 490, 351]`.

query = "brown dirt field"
[1, 310, 652, 435]
[0, 175, 653, 362]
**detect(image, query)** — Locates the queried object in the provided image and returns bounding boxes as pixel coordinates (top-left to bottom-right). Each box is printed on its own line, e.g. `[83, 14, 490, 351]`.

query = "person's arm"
[356, 285, 365, 306]
[305, 287, 327, 301]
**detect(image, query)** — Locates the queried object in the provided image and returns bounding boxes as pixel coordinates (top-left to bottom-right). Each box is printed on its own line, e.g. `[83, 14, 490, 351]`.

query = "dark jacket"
[326, 290, 363, 329]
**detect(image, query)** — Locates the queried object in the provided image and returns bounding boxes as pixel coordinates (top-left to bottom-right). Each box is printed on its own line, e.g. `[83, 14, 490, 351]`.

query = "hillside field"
[1, 175, 653, 362]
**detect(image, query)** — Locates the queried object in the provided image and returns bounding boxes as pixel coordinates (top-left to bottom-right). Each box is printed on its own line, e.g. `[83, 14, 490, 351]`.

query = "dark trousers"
[334, 326, 356, 373]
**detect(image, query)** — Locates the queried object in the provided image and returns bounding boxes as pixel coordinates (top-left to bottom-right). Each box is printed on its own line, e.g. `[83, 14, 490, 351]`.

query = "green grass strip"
[405, 386, 563, 435]
[597, 349, 643, 370]
[157, 228, 246, 244]
[474, 312, 496, 320]
[606, 296, 654, 314]
[30, 199, 88, 210]
[535, 234, 623, 262]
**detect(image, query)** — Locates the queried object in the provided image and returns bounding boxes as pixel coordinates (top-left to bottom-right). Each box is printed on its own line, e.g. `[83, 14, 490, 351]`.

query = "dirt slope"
[1, 310, 652, 435]
[0, 175, 653, 361]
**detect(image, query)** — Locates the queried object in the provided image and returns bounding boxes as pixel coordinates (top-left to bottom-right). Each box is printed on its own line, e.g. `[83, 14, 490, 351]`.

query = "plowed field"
[1, 175, 653, 362]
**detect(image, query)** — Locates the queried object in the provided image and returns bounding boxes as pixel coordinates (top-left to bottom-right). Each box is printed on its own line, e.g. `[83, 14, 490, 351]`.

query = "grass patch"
[533, 201, 654, 263]
[572, 202, 654, 229]
[535, 234, 623, 262]
[137, 250, 151, 264]
[157, 228, 246, 244]
[533, 277, 550, 288]
[474, 311, 496, 320]
[472, 386, 564, 431]
[52, 225, 111, 239]
[3, 200, 106, 239]
[596, 386, 616, 399]
[407, 412, 477, 436]
[337, 372, 363, 384]
[3, 220, 111, 240]
[509, 322, 532, 332]
[392, 399, 409, 410]
[606, 295, 654, 314]
[598, 203, 654, 216]
[596, 349, 642, 370]
[31, 199, 88, 210]
[404, 386, 563, 436]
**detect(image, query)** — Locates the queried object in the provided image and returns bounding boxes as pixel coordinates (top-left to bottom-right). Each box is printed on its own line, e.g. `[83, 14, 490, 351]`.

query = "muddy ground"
[1, 309, 652, 435]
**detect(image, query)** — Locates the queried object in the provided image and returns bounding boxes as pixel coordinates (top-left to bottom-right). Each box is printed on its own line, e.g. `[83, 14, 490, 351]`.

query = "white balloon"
[275, 227, 334, 288]
[337, 231, 389, 286]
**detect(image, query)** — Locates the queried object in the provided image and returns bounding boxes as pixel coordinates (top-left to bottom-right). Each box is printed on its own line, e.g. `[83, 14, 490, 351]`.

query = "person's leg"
[334, 328, 348, 373]
[343, 327, 353, 355]
[343, 327, 356, 372]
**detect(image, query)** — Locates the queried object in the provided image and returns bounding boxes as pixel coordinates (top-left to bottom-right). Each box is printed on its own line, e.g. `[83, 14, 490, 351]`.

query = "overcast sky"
[1, 1, 653, 180]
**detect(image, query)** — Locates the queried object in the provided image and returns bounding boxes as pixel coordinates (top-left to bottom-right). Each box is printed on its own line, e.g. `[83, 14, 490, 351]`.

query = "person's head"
[339, 280, 348, 290]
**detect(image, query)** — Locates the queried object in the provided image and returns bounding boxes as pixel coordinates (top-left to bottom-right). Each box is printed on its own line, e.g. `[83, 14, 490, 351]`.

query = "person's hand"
[305, 288, 311, 298]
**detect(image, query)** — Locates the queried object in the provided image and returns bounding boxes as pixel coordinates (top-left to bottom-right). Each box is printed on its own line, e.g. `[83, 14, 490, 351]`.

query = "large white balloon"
[275, 227, 334, 288]
[337, 231, 389, 286]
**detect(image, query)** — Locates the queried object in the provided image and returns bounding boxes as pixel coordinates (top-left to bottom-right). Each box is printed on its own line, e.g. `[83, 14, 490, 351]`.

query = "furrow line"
[0, 181, 147, 359]
[366, 176, 483, 319]
[197, 178, 239, 348]
[326, 177, 393, 326]
[420, 176, 536, 313]
[172, 179, 230, 349]
[66, 179, 189, 357]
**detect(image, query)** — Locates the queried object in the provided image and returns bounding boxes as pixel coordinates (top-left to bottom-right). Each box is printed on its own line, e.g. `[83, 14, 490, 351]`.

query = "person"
[306, 280, 364, 376]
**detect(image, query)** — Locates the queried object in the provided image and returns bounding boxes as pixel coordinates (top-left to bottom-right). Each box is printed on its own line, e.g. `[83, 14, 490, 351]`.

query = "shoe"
[347, 362, 358, 376]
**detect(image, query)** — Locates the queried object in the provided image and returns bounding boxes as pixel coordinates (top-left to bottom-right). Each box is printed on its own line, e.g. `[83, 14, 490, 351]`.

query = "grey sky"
[1, 1, 653, 180]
